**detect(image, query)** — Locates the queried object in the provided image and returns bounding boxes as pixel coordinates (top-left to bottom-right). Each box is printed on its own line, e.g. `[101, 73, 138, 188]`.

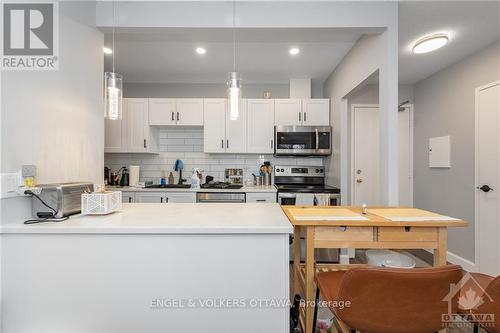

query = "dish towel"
[295, 193, 315, 205]
[314, 193, 331, 206]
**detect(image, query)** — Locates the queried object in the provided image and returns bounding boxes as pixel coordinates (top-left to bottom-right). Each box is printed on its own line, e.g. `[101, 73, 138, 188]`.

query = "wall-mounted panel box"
[429, 135, 451, 168]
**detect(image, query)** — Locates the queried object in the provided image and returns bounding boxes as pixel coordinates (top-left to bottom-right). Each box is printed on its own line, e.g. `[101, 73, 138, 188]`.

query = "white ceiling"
[104, 28, 379, 84]
[399, 1, 500, 85]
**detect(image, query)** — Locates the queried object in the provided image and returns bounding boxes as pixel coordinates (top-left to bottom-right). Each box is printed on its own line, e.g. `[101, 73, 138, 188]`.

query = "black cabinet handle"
[144, 139, 147, 148]
[166, 197, 169, 203]
[478, 185, 494, 192]
[226, 139, 229, 149]
[128, 197, 132, 203]
[271, 139, 274, 149]
[304, 112, 307, 122]
[160, 197, 163, 203]
[298, 112, 301, 122]
[176, 112, 180, 121]
[221, 139, 224, 149]
[171, 112, 174, 121]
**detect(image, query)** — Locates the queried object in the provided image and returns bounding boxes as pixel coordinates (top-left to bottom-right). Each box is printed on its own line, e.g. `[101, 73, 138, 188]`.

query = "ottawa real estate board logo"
[1, 2, 59, 70]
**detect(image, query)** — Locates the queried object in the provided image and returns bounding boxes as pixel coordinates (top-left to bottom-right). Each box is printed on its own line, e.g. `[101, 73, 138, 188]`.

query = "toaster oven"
[31, 182, 93, 218]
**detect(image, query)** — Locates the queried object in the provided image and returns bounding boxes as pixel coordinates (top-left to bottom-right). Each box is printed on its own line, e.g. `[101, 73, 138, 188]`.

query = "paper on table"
[289, 208, 369, 221]
[367, 208, 460, 222]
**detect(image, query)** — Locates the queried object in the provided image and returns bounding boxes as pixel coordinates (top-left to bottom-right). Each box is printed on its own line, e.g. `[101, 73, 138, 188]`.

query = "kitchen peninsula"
[1, 203, 292, 332]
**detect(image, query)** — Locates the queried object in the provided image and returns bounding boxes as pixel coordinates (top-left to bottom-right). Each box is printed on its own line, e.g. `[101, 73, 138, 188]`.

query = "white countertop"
[1, 203, 292, 235]
[107, 185, 277, 193]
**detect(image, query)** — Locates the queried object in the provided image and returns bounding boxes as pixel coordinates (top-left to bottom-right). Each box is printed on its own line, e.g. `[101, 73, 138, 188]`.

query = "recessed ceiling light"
[196, 47, 206, 55]
[103, 47, 113, 55]
[412, 33, 449, 54]
[289, 47, 300, 56]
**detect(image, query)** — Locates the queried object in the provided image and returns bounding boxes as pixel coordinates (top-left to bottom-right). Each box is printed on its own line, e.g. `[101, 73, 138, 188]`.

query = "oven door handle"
[315, 128, 319, 151]
[278, 192, 297, 199]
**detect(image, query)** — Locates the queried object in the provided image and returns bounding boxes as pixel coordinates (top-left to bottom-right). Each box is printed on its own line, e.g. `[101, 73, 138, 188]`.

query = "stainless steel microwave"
[274, 125, 332, 156]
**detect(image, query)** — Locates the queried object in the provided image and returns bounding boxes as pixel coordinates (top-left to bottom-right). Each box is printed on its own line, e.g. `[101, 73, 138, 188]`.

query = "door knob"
[356, 178, 363, 183]
[477, 185, 494, 192]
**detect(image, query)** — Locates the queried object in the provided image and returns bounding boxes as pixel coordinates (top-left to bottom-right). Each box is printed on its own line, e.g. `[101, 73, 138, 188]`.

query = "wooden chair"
[313, 265, 463, 333]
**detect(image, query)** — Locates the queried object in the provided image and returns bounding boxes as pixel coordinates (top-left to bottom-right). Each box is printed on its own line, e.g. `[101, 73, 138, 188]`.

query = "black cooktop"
[201, 182, 243, 189]
[275, 184, 340, 194]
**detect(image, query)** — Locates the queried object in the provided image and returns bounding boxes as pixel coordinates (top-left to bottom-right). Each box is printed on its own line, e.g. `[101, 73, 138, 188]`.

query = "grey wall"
[413, 40, 500, 262]
[124, 83, 289, 98]
[0, 2, 104, 223]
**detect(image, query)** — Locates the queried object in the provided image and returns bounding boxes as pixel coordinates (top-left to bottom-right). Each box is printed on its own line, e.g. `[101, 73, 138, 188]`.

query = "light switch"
[0, 173, 20, 198]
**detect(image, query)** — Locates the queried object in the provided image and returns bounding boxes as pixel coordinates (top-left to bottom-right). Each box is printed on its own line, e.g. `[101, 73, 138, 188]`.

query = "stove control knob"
[315, 169, 320, 173]
[320, 169, 324, 173]
[280, 168, 285, 172]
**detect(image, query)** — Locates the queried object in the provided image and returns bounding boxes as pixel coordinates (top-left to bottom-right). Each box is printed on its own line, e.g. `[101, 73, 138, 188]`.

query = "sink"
[145, 184, 191, 189]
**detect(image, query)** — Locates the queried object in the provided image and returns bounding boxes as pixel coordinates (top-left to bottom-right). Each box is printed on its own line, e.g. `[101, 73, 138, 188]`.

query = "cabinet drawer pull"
[160, 197, 163, 203]
[298, 112, 301, 122]
[226, 139, 229, 149]
[176, 112, 180, 121]
[221, 139, 224, 148]
[304, 112, 307, 122]
[144, 139, 147, 148]
[171, 112, 174, 121]
[256, 199, 266, 202]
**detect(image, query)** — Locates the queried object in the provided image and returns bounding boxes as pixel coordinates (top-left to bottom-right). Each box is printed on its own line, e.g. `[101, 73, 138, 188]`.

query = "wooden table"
[282, 206, 468, 333]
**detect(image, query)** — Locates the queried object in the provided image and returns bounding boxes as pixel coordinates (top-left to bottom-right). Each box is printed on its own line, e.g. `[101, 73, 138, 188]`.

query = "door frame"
[350, 104, 380, 204]
[350, 103, 414, 205]
[474, 80, 500, 271]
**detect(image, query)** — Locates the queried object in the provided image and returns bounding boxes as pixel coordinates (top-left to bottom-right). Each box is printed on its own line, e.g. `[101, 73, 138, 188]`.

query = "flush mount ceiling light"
[103, 47, 113, 55]
[195, 47, 206, 55]
[289, 47, 300, 56]
[412, 33, 449, 54]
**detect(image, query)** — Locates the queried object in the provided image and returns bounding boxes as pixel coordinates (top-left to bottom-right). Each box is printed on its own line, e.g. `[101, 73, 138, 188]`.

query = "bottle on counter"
[168, 172, 175, 185]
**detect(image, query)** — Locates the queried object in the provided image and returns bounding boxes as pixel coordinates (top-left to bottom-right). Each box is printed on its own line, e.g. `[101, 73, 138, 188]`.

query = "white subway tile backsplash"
[105, 128, 323, 183]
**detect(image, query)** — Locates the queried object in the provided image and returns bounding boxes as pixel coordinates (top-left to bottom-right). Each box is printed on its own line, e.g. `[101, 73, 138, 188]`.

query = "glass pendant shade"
[104, 72, 123, 120]
[227, 71, 241, 120]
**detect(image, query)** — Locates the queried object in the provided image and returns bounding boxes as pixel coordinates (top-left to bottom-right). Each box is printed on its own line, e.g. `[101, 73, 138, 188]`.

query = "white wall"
[323, 28, 399, 205]
[413, 41, 500, 263]
[0, 2, 104, 223]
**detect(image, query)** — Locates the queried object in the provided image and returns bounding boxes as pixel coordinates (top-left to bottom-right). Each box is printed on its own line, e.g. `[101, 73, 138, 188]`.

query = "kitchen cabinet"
[105, 98, 157, 153]
[275, 99, 302, 125]
[246, 192, 277, 203]
[247, 99, 275, 153]
[122, 191, 135, 203]
[274, 98, 330, 126]
[135, 192, 164, 203]
[203, 98, 247, 153]
[302, 99, 330, 126]
[149, 98, 176, 126]
[176, 99, 204, 126]
[165, 192, 196, 203]
[148, 98, 203, 126]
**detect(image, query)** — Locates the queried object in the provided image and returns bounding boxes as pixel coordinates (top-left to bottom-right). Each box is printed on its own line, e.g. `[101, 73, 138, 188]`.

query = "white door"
[177, 99, 204, 126]
[104, 110, 127, 153]
[302, 99, 330, 126]
[247, 99, 275, 153]
[226, 99, 247, 153]
[398, 105, 413, 207]
[149, 98, 176, 126]
[275, 99, 302, 125]
[203, 99, 226, 153]
[476, 81, 500, 276]
[126, 98, 150, 153]
[352, 105, 380, 205]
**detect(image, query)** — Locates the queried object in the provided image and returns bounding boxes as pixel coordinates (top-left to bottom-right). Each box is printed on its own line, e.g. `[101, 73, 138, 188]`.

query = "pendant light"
[104, 0, 123, 120]
[227, 0, 241, 121]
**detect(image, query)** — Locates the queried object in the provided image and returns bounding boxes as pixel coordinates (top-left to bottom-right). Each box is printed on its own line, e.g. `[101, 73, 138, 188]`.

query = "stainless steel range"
[274, 165, 340, 206]
[275, 165, 341, 263]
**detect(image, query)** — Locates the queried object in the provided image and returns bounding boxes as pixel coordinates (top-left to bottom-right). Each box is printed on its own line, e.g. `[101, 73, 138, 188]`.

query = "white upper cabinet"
[176, 99, 204, 126]
[148, 98, 203, 126]
[275, 99, 302, 125]
[149, 98, 176, 126]
[203, 99, 226, 153]
[247, 99, 275, 154]
[302, 99, 330, 126]
[275, 98, 330, 126]
[127, 98, 151, 152]
[104, 113, 127, 153]
[225, 99, 247, 153]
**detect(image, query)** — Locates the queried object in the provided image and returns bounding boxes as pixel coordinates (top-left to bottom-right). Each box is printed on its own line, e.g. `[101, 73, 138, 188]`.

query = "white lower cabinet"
[135, 192, 196, 203]
[122, 192, 136, 203]
[165, 192, 196, 203]
[246, 192, 277, 203]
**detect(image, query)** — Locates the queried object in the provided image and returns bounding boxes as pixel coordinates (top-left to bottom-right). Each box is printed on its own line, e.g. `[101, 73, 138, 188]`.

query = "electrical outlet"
[0, 173, 21, 198]
[21, 165, 36, 177]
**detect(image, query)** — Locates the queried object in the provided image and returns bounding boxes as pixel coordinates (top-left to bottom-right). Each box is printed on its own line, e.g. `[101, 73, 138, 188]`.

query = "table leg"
[434, 227, 448, 266]
[305, 226, 315, 333]
[293, 225, 301, 296]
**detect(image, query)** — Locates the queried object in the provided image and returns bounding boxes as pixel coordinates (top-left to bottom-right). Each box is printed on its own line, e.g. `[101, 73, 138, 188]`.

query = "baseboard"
[413, 249, 477, 272]
[446, 251, 476, 272]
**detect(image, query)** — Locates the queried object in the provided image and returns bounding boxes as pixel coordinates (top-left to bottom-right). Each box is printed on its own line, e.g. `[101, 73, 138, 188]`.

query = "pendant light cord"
[112, 0, 116, 73]
[232, 0, 236, 72]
